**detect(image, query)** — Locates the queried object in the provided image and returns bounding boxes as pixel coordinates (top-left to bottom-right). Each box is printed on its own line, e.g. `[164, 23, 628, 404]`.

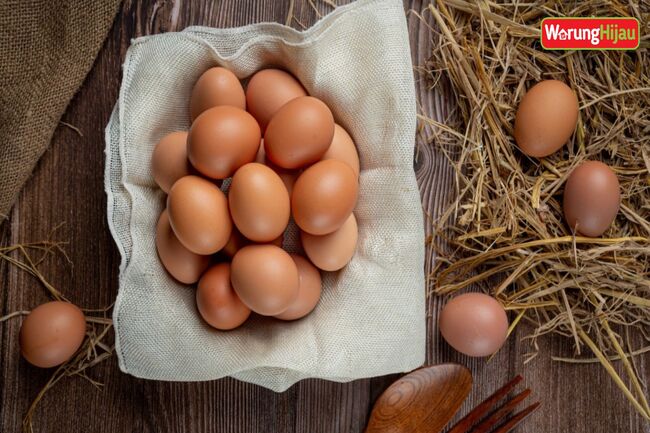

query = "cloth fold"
[0, 0, 121, 221]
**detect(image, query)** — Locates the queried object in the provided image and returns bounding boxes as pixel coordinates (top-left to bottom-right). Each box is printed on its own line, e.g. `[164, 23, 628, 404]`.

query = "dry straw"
[418, 0, 649, 419]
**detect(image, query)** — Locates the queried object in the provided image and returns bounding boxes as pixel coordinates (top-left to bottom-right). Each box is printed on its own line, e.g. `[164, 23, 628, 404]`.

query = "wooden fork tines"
[446, 375, 541, 433]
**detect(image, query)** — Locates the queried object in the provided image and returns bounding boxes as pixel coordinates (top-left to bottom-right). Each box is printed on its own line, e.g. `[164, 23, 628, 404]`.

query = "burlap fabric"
[106, 0, 426, 391]
[0, 0, 121, 221]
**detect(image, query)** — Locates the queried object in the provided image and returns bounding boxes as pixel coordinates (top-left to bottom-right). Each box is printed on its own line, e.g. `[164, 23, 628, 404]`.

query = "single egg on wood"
[187, 106, 261, 179]
[321, 124, 360, 176]
[156, 209, 210, 284]
[196, 263, 251, 330]
[439, 293, 508, 357]
[151, 131, 191, 193]
[20, 301, 86, 368]
[275, 254, 322, 321]
[231, 244, 299, 316]
[167, 175, 232, 255]
[292, 159, 358, 235]
[228, 163, 290, 243]
[514, 80, 578, 158]
[264, 96, 335, 169]
[563, 160, 620, 237]
[245, 68, 307, 131]
[301, 213, 358, 271]
[190, 67, 246, 121]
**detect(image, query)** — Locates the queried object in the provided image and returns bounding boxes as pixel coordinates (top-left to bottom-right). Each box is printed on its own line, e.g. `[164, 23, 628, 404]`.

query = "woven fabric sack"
[105, 0, 425, 391]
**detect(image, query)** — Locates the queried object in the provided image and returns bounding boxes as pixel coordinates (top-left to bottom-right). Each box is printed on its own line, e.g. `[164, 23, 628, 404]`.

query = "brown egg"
[229, 163, 290, 242]
[231, 245, 299, 316]
[187, 106, 261, 179]
[255, 140, 297, 195]
[301, 213, 358, 271]
[264, 96, 335, 169]
[439, 293, 508, 357]
[514, 80, 578, 157]
[563, 160, 620, 237]
[190, 67, 246, 121]
[196, 263, 251, 330]
[167, 175, 232, 254]
[275, 254, 322, 320]
[292, 159, 358, 235]
[156, 210, 210, 284]
[151, 131, 191, 193]
[245, 69, 307, 131]
[20, 301, 86, 368]
[321, 124, 360, 176]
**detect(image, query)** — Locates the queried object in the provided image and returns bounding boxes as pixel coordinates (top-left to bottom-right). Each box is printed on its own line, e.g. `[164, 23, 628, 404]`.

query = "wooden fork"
[446, 375, 540, 433]
[365, 365, 539, 433]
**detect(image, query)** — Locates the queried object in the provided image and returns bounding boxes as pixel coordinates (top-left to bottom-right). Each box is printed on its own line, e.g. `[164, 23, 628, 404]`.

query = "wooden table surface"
[1, 1, 648, 432]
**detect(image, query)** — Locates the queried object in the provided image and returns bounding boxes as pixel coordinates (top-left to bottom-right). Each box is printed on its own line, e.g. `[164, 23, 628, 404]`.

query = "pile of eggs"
[439, 79, 621, 358]
[153, 67, 360, 329]
[18, 79, 616, 368]
[16, 68, 359, 369]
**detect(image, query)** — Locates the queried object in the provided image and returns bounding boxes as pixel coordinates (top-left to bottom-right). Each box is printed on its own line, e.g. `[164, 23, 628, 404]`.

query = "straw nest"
[418, 0, 650, 418]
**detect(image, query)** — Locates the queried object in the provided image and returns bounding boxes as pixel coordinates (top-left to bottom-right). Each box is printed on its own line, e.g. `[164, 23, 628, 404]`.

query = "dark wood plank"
[1, 1, 648, 433]
[0, 1, 141, 432]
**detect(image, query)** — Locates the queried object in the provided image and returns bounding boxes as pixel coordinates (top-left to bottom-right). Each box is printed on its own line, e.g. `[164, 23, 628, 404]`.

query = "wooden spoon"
[365, 364, 472, 433]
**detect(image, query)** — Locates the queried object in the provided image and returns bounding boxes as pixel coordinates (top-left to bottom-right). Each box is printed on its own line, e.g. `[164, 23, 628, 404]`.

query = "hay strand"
[422, 0, 650, 418]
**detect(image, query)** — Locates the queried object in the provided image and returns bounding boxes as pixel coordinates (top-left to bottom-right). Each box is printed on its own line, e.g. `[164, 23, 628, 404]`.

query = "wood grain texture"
[366, 364, 472, 433]
[0, 1, 648, 432]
